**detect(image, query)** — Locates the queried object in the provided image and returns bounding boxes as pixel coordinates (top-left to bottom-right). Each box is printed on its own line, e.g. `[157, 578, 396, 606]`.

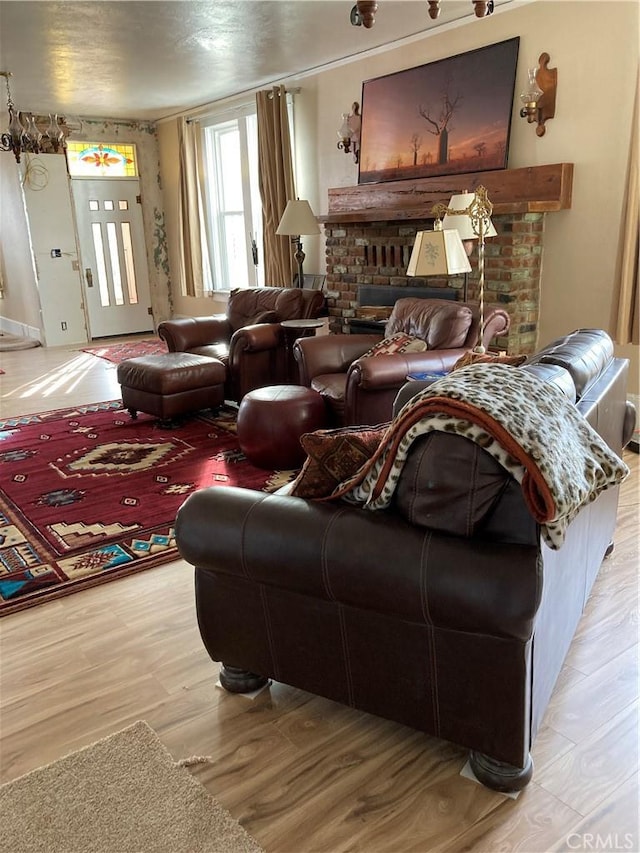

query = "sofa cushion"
[310, 374, 348, 421]
[186, 343, 229, 364]
[227, 287, 304, 330]
[385, 298, 474, 349]
[290, 424, 388, 499]
[361, 332, 428, 358]
[524, 328, 614, 399]
[394, 432, 513, 537]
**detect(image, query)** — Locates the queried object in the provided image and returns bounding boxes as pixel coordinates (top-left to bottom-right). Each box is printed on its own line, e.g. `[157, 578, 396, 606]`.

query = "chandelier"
[0, 71, 66, 164]
[351, 1, 494, 27]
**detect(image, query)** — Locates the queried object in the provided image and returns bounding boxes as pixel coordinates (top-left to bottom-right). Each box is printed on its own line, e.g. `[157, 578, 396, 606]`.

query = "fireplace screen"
[358, 37, 520, 185]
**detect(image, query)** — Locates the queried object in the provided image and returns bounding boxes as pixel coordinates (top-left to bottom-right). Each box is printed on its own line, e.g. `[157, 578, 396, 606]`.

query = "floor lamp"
[432, 186, 495, 353]
[276, 199, 321, 287]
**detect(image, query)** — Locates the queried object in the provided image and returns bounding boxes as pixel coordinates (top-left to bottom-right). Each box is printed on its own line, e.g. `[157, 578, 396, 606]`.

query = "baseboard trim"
[0, 316, 43, 343]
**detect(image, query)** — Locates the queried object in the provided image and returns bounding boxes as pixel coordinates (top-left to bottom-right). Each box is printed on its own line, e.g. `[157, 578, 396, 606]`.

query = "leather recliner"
[294, 297, 510, 426]
[158, 287, 325, 403]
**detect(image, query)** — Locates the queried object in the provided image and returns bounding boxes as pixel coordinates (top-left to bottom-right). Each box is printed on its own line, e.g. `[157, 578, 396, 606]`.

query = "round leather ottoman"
[237, 385, 326, 469]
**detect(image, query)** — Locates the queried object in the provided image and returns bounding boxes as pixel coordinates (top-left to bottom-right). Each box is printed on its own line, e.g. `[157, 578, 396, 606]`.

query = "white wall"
[157, 0, 638, 389]
[0, 156, 42, 339]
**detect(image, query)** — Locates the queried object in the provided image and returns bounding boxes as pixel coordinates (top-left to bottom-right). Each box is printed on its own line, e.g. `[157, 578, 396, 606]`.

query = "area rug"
[0, 401, 295, 615]
[0, 720, 264, 853]
[81, 337, 167, 363]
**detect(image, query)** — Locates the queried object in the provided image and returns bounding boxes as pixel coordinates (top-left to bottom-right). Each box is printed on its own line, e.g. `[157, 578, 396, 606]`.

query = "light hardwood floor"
[1, 342, 638, 853]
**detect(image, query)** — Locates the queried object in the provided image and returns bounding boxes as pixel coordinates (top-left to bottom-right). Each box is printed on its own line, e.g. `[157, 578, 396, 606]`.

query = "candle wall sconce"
[337, 102, 361, 164]
[519, 52, 557, 137]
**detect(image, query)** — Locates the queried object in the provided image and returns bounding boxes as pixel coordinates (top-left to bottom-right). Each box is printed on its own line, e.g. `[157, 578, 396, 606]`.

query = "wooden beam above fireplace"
[321, 163, 573, 223]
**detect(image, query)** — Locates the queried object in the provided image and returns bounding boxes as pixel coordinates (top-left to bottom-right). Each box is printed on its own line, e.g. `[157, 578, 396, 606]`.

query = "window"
[200, 96, 294, 291]
[201, 108, 262, 291]
[66, 142, 138, 177]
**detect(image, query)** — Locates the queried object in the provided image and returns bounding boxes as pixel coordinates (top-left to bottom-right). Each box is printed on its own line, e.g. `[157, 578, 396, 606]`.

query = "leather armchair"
[294, 297, 510, 426]
[158, 287, 324, 402]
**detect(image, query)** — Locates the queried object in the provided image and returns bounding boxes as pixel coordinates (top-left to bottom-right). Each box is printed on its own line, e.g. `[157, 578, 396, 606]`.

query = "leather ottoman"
[237, 385, 326, 469]
[117, 352, 226, 422]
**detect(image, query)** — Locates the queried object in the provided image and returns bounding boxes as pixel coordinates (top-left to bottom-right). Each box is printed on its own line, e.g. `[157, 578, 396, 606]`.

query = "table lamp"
[276, 199, 321, 287]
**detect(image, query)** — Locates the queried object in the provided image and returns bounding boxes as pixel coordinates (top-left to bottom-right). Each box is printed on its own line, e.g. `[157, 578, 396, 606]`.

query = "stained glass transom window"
[66, 142, 138, 177]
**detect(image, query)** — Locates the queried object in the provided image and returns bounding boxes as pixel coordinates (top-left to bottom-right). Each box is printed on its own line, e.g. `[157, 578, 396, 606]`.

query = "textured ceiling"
[0, 1, 514, 121]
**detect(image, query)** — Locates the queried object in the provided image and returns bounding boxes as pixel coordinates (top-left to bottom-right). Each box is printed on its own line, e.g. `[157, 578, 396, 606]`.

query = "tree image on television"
[358, 38, 519, 185]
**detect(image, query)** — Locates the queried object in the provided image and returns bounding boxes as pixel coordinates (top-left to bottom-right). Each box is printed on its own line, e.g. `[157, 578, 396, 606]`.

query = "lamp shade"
[406, 229, 472, 277]
[276, 199, 321, 236]
[442, 192, 497, 240]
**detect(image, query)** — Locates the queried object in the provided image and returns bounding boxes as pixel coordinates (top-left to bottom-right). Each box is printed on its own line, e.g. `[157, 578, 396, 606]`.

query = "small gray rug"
[0, 721, 264, 853]
[0, 332, 41, 351]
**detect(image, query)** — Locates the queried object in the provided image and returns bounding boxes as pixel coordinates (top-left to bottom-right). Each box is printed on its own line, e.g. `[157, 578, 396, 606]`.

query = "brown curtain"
[177, 117, 210, 297]
[256, 86, 296, 287]
[613, 72, 639, 345]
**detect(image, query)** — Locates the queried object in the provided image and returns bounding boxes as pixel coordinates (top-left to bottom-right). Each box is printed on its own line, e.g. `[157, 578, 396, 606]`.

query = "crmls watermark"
[566, 833, 636, 851]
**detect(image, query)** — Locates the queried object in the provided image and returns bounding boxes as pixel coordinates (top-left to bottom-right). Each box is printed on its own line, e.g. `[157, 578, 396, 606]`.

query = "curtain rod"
[184, 87, 300, 124]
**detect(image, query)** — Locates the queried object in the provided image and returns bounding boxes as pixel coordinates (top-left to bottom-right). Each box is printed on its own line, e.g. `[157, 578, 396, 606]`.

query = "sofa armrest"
[175, 486, 540, 640]
[293, 334, 382, 385]
[230, 322, 282, 353]
[343, 348, 470, 425]
[158, 316, 232, 352]
[479, 306, 511, 349]
[349, 349, 469, 391]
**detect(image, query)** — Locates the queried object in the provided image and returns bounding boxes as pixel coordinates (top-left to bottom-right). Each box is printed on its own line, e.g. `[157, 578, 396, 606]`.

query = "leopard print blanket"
[334, 363, 629, 549]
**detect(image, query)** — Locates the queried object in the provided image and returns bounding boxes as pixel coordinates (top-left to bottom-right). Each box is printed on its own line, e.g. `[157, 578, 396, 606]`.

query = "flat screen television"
[357, 37, 520, 185]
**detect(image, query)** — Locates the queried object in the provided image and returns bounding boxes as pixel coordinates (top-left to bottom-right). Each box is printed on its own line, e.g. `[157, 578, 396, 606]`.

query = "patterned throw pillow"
[289, 424, 389, 499]
[452, 350, 527, 371]
[361, 332, 427, 358]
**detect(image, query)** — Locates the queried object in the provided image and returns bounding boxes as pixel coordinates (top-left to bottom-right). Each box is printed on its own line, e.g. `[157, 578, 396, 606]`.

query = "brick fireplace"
[321, 163, 573, 355]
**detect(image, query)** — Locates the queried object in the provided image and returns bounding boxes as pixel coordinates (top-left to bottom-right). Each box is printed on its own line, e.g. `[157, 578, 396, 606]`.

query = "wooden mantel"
[321, 163, 573, 223]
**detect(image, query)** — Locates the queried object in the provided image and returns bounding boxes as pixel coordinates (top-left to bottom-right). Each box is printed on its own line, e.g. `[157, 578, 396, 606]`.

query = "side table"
[280, 318, 324, 383]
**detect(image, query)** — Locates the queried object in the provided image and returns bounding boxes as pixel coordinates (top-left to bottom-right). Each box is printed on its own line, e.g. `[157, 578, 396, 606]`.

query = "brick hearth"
[321, 163, 573, 355]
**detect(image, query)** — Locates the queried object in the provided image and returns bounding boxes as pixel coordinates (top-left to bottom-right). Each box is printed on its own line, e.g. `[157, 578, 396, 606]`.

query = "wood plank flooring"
[0, 342, 638, 852]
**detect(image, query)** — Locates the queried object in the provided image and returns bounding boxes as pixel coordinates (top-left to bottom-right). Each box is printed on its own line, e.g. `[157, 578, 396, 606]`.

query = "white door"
[71, 178, 153, 338]
[20, 154, 88, 346]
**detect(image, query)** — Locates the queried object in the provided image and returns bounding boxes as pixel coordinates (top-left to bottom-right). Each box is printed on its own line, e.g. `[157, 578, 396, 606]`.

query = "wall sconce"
[337, 102, 361, 164]
[519, 53, 557, 137]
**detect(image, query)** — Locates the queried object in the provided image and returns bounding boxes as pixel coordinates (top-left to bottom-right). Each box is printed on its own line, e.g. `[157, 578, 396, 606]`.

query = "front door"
[71, 178, 153, 338]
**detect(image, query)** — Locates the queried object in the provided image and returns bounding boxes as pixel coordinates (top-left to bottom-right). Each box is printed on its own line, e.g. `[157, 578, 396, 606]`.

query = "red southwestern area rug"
[0, 402, 295, 616]
[81, 338, 167, 364]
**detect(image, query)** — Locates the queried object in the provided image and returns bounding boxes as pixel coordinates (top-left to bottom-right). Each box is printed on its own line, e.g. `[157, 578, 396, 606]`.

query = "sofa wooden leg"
[127, 407, 138, 419]
[469, 750, 533, 792]
[605, 541, 614, 558]
[219, 664, 268, 694]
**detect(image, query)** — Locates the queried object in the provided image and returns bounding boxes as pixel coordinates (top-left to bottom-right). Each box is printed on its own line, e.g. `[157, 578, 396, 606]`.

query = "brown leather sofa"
[294, 297, 510, 425]
[174, 329, 635, 792]
[158, 287, 325, 403]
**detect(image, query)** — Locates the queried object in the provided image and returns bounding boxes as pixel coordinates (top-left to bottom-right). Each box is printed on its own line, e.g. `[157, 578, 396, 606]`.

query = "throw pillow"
[289, 424, 389, 499]
[452, 350, 527, 371]
[361, 332, 427, 358]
